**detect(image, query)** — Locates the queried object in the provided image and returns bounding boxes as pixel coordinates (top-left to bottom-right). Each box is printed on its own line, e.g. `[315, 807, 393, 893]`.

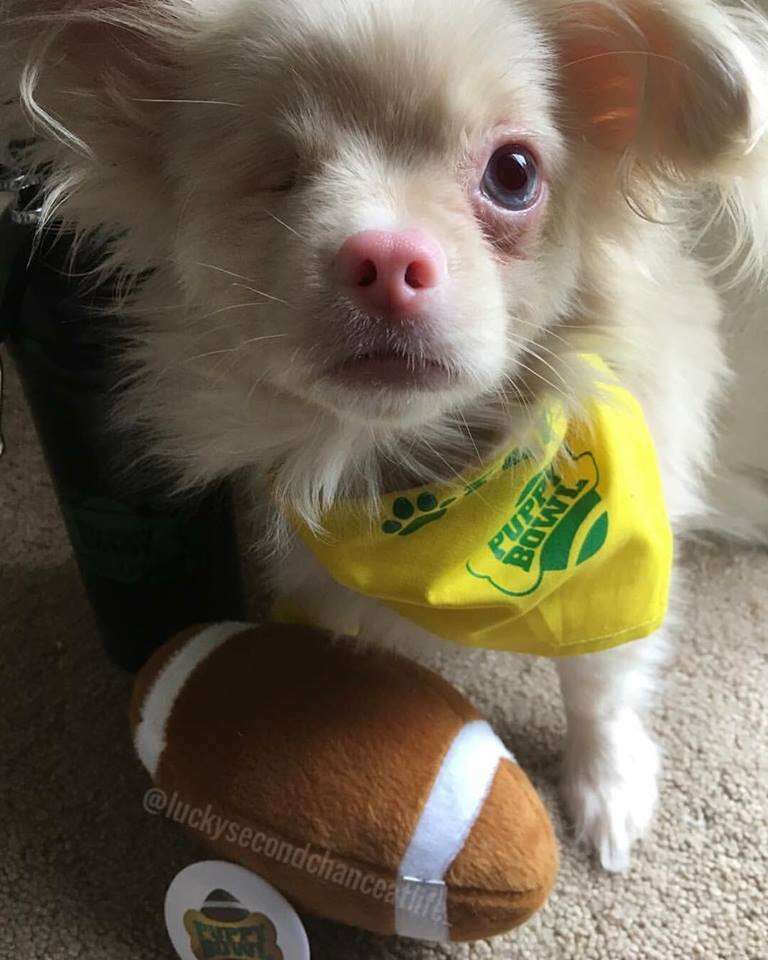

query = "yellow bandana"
[285, 359, 673, 657]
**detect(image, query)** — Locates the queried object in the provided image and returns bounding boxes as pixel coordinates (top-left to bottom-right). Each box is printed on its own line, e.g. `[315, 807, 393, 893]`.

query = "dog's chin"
[307, 376, 465, 428]
[296, 352, 481, 427]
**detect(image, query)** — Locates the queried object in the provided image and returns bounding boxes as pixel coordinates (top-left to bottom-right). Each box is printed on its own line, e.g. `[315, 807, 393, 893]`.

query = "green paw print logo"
[382, 493, 456, 536]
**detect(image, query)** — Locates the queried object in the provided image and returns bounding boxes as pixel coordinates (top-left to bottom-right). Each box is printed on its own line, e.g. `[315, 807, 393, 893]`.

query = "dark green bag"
[1, 181, 245, 672]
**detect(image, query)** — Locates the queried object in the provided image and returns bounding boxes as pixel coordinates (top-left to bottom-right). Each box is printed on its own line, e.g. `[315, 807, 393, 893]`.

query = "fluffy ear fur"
[545, 0, 768, 275]
[0, 0, 193, 271]
[550, 0, 762, 164]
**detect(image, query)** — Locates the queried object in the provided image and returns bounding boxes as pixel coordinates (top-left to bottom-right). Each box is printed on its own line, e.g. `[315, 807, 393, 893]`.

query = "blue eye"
[481, 145, 540, 211]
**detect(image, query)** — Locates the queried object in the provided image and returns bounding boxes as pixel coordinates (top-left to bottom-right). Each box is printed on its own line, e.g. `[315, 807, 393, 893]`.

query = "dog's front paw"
[560, 710, 660, 873]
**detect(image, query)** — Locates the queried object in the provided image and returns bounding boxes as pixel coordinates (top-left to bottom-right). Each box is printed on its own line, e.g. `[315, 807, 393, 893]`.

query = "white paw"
[561, 710, 660, 872]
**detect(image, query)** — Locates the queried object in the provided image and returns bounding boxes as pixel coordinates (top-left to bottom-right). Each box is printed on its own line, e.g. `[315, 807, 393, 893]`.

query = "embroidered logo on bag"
[466, 446, 609, 597]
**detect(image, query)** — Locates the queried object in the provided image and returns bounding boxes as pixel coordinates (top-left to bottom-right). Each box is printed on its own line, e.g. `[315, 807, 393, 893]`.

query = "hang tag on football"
[165, 861, 311, 960]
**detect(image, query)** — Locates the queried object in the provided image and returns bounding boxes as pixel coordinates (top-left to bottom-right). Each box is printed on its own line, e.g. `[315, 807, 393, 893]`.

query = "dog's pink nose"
[336, 229, 447, 315]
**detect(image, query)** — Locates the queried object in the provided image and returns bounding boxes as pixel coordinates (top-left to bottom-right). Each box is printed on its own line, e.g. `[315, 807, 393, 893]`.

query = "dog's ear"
[1, 1, 190, 265]
[548, 0, 767, 179]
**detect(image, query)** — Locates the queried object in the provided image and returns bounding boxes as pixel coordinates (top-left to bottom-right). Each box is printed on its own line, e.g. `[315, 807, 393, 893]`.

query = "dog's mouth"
[327, 350, 454, 390]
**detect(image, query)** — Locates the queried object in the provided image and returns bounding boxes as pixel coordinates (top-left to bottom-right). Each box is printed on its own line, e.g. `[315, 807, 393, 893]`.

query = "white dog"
[3, 0, 768, 873]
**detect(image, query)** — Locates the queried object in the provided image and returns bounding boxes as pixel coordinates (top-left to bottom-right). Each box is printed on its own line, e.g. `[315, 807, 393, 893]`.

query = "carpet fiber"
[1, 359, 766, 960]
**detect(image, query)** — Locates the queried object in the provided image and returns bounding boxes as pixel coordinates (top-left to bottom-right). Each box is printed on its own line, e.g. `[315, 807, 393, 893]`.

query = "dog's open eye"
[481, 145, 540, 211]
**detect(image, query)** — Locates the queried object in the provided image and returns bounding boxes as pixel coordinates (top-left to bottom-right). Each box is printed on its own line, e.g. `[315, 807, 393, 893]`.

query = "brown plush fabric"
[446, 760, 558, 940]
[132, 625, 557, 941]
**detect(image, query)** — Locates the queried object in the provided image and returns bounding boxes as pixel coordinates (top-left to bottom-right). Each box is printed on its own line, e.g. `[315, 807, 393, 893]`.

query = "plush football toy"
[130, 623, 558, 943]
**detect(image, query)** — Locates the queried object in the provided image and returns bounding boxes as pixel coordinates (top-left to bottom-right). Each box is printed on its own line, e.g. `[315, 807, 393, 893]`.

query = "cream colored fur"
[2, 0, 767, 876]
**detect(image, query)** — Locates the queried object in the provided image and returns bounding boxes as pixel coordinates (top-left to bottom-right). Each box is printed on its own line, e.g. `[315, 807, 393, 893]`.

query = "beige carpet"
[1, 356, 766, 960]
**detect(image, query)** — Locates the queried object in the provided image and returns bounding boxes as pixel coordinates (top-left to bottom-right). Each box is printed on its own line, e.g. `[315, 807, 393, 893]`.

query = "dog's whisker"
[456, 410, 484, 466]
[262, 209, 308, 241]
[130, 97, 244, 107]
[560, 49, 689, 72]
[231, 283, 292, 308]
[182, 334, 287, 366]
[240, 332, 289, 348]
[500, 373, 536, 430]
[192, 261, 261, 285]
[418, 434, 495, 511]
[513, 316, 573, 348]
[512, 357, 574, 402]
[191, 301, 277, 328]
[507, 333, 575, 388]
[246, 371, 272, 405]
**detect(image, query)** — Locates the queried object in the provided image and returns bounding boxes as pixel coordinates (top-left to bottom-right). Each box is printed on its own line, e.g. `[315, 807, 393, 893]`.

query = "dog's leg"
[555, 630, 669, 872]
